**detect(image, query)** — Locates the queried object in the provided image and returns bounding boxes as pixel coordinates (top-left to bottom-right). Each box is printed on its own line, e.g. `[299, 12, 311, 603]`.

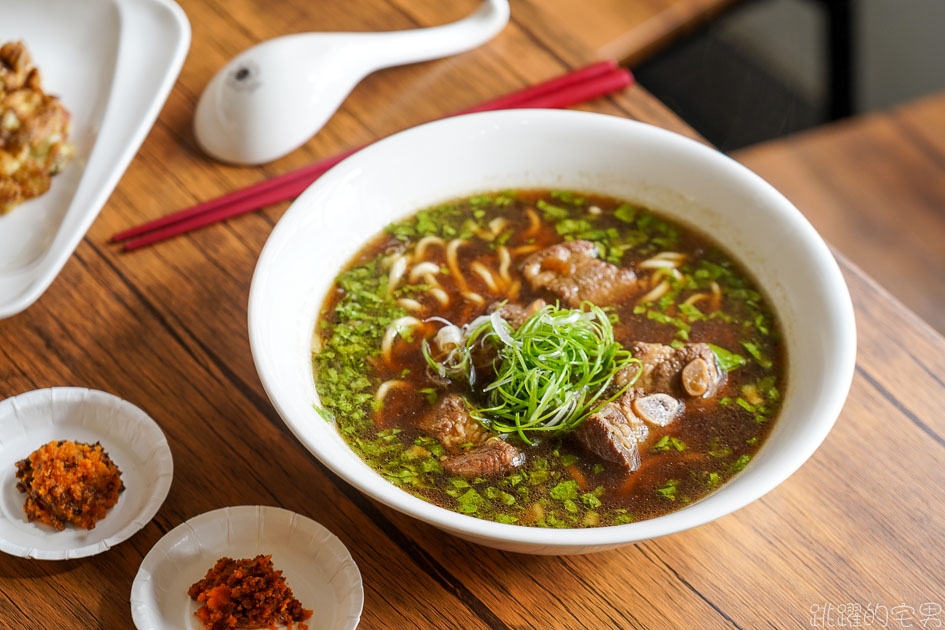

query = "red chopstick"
[111, 61, 618, 245]
[455, 60, 617, 114]
[115, 63, 633, 251]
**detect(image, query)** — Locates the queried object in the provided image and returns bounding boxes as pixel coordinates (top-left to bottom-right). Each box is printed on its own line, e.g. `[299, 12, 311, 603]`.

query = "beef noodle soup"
[313, 190, 785, 528]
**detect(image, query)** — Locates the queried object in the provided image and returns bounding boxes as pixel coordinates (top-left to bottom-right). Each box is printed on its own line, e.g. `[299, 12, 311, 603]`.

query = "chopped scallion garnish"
[423, 303, 640, 444]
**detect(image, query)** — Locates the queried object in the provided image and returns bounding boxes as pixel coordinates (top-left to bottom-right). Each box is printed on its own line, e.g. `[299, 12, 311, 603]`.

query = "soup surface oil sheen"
[313, 190, 785, 528]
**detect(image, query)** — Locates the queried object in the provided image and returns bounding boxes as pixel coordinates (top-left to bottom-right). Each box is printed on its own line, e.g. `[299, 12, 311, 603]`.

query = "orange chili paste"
[14, 440, 124, 530]
[188, 555, 313, 630]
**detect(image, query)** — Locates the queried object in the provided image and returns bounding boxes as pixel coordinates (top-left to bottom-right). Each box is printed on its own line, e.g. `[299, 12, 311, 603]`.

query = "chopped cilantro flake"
[657, 479, 679, 500]
[707, 343, 747, 372]
[550, 480, 579, 501]
[729, 455, 752, 472]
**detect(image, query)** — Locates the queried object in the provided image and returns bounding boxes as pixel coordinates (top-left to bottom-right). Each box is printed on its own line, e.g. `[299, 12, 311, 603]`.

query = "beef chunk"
[441, 438, 524, 478]
[576, 403, 644, 471]
[419, 394, 488, 450]
[609, 389, 657, 437]
[624, 342, 725, 398]
[575, 388, 684, 470]
[418, 394, 523, 478]
[522, 240, 640, 307]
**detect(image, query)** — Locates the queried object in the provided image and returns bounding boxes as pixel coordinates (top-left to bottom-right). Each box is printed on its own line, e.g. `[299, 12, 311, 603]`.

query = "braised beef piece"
[419, 394, 487, 450]
[522, 240, 640, 307]
[418, 394, 523, 478]
[575, 388, 683, 470]
[441, 439, 523, 478]
[576, 402, 644, 471]
[617, 342, 725, 398]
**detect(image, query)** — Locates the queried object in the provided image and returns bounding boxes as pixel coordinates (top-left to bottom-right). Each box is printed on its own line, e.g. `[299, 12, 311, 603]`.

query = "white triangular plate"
[0, 0, 190, 318]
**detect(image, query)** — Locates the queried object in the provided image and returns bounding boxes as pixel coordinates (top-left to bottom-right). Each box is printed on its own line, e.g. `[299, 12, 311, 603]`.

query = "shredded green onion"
[423, 303, 640, 444]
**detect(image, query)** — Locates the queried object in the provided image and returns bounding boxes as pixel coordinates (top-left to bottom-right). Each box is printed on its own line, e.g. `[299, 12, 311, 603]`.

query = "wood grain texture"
[734, 91, 945, 335]
[1, 2, 943, 629]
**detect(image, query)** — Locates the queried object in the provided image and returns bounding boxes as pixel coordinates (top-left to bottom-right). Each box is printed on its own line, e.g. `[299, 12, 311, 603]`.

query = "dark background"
[634, 0, 945, 152]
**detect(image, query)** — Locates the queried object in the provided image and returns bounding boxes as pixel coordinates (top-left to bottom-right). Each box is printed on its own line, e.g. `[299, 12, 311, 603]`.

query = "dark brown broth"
[314, 190, 785, 527]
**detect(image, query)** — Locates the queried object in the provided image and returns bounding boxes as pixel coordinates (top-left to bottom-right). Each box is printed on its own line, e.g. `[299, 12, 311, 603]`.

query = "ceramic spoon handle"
[193, 0, 510, 165]
[354, 0, 510, 70]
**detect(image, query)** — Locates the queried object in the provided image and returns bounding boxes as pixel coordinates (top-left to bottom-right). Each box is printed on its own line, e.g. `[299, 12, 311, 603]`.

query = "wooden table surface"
[2, 1, 944, 629]
[735, 91, 945, 335]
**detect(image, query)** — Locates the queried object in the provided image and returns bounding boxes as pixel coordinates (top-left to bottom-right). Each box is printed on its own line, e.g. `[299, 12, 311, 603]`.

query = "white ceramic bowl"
[248, 110, 856, 555]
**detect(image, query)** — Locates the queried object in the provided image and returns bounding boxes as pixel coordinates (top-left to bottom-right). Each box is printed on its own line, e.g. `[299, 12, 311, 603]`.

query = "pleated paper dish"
[0, 388, 173, 559]
[131, 505, 363, 630]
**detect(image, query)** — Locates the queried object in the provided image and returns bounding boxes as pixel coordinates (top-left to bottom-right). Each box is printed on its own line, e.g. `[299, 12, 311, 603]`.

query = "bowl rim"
[249, 109, 856, 548]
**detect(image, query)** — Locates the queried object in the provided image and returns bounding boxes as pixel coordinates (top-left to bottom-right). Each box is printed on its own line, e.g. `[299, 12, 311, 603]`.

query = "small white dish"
[130, 505, 363, 630]
[0, 388, 173, 559]
[0, 0, 190, 318]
